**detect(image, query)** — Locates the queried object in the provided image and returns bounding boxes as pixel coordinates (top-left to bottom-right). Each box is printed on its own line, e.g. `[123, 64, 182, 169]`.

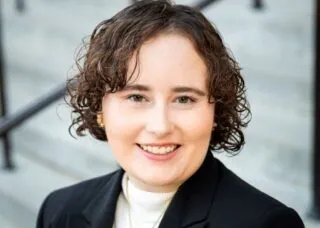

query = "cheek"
[103, 113, 139, 141]
[174, 107, 214, 138]
[102, 101, 142, 141]
[184, 120, 213, 141]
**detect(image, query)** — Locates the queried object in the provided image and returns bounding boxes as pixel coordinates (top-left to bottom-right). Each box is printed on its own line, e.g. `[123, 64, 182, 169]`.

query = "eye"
[127, 94, 147, 103]
[175, 96, 195, 104]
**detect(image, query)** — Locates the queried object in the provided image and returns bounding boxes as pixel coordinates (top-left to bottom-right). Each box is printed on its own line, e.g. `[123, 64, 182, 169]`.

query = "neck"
[127, 175, 180, 193]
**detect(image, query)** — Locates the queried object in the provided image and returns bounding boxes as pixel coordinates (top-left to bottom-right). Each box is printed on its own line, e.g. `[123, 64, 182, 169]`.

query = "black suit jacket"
[36, 153, 305, 228]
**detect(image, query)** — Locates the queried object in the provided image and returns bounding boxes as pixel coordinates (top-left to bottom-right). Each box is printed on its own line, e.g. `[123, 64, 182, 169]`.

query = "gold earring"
[97, 113, 104, 128]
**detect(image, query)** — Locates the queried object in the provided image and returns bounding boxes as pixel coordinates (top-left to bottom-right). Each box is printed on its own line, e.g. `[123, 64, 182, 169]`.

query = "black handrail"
[311, 0, 320, 220]
[0, 84, 66, 137]
[193, 0, 219, 10]
[0, 0, 13, 169]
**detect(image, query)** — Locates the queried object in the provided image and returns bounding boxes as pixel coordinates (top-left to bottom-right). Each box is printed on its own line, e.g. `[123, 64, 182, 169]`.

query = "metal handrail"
[311, 0, 320, 220]
[0, 0, 12, 169]
[0, 84, 65, 136]
[193, 0, 219, 10]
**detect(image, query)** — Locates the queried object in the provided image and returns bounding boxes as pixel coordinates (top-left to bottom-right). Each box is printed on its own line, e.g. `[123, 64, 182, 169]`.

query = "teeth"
[140, 144, 178, 154]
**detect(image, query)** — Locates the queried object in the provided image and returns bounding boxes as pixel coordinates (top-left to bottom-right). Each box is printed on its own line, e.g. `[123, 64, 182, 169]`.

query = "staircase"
[0, 0, 318, 227]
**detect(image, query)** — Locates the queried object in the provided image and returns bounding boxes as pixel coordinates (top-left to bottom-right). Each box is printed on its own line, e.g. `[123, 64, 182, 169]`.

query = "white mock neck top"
[113, 173, 176, 228]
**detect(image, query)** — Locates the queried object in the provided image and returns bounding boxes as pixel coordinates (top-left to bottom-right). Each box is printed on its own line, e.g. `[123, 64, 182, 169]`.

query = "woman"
[36, 1, 305, 227]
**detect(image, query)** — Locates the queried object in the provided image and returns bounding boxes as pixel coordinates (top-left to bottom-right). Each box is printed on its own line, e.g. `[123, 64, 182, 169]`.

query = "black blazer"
[36, 153, 305, 228]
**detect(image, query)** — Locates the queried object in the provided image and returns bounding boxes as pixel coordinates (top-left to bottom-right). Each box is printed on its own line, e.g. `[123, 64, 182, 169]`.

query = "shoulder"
[255, 206, 305, 228]
[36, 170, 120, 226]
[209, 160, 304, 227]
[48, 170, 118, 207]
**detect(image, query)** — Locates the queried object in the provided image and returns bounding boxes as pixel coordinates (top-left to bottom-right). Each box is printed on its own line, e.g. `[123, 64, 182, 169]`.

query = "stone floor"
[0, 0, 319, 227]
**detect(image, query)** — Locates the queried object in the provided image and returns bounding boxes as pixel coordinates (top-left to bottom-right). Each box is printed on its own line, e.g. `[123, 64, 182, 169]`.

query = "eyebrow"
[122, 84, 207, 96]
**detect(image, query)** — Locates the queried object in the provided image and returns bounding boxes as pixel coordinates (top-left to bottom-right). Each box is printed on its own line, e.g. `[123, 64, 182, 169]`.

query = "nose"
[145, 103, 173, 136]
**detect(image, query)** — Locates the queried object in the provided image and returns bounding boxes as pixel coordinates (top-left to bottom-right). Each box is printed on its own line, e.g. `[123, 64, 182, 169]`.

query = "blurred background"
[0, 0, 319, 227]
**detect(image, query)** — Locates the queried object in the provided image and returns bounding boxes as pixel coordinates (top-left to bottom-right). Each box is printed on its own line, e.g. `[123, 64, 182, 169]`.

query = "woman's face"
[102, 33, 215, 192]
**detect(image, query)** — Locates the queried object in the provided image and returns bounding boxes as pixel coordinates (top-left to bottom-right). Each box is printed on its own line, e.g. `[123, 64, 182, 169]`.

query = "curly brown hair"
[66, 0, 251, 155]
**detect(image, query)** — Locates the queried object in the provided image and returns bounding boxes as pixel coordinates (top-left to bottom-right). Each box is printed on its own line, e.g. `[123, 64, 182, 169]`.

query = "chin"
[143, 174, 183, 189]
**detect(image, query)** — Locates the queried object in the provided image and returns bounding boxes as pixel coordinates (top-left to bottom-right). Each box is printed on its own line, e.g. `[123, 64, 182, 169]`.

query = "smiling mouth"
[137, 144, 181, 155]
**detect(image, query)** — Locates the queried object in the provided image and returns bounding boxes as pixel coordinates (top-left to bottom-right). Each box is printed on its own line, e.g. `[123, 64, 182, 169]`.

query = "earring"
[97, 113, 105, 128]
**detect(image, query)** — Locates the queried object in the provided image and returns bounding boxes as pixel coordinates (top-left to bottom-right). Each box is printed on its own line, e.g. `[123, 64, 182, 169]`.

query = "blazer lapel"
[159, 152, 220, 228]
[80, 169, 124, 228]
[59, 214, 90, 228]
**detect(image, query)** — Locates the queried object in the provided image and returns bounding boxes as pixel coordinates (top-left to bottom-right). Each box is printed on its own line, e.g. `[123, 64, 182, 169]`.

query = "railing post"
[311, 0, 320, 220]
[16, 0, 25, 13]
[0, 0, 14, 170]
[252, 0, 263, 10]
[0, 84, 66, 136]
